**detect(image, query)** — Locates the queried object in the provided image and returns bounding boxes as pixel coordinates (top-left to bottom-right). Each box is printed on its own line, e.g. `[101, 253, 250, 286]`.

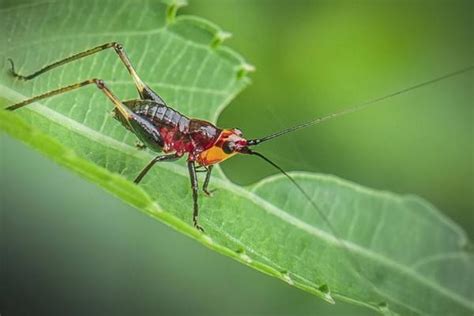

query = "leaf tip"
[236, 248, 253, 264]
[211, 30, 232, 48]
[236, 62, 256, 79]
[280, 270, 295, 286]
[163, 0, 188, 24]
[318, 284, 335, 304]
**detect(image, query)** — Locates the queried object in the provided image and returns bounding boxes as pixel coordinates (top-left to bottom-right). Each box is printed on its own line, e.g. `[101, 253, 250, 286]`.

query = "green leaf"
[0, 1, 472, 315]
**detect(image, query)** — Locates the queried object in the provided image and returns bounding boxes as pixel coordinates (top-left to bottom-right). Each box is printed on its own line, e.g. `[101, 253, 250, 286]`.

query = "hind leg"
[8, 42, 166, 104]
[5, 78, 134, 128]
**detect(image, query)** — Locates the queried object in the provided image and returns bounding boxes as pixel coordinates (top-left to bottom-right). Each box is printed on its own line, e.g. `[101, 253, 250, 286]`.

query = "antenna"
[248, 64, 474, 146]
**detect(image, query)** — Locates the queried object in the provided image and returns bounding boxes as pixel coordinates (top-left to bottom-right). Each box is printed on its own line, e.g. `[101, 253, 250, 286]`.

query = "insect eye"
[222, 141, 235, 154]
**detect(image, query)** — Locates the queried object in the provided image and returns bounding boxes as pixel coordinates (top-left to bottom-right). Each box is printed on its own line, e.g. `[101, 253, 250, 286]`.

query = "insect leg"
[8, 42, 165, 103]
[133, 153, 180, 184]
[6, 79, 133, 123]
[187, 160, 204, 232]
[202, 165, 216, 197]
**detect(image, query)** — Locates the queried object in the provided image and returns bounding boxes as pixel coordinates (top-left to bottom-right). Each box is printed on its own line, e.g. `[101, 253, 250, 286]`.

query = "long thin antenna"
[247, 149, 383, 296]
[249, 150, 344, 240]
[248, 64, 474, 146]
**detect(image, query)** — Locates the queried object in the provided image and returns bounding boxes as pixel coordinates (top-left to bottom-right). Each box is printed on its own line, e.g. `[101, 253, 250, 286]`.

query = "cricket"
[5, 41, 473, 232]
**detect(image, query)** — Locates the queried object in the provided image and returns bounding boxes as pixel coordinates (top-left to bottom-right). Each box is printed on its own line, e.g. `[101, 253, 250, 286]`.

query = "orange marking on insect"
[198, 144, 237, 165]
[197, 129, 245, 166]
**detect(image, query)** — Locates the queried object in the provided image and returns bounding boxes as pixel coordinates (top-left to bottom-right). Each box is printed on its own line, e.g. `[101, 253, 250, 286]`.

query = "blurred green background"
[2, 0, 473, 315]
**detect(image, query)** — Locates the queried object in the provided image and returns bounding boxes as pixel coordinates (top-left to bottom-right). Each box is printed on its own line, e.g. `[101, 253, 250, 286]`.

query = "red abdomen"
[129, 100, 221, 157]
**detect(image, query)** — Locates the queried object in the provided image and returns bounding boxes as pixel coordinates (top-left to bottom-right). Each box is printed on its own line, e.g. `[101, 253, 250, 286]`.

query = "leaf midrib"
[1, 84, 471, 309]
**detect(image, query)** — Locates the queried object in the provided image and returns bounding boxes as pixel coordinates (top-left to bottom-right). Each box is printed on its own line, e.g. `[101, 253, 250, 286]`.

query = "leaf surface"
[0, 1, 472, 315]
